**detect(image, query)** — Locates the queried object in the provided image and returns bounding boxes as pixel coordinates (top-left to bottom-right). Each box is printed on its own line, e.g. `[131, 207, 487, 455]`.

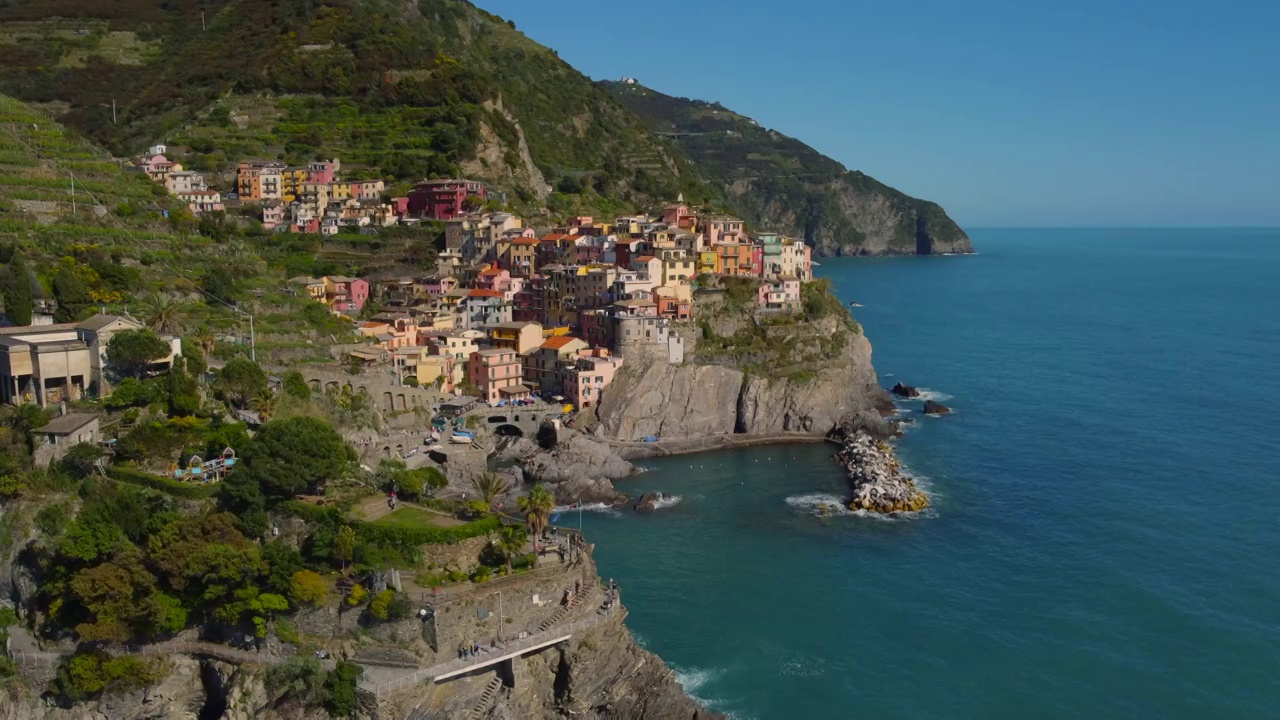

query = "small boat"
[449, 431, 477, 444]
[848, 301, 863, 307]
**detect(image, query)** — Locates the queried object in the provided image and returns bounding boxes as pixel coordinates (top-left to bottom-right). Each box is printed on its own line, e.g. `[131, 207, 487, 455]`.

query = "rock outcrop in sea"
[837, 430, 930, 514]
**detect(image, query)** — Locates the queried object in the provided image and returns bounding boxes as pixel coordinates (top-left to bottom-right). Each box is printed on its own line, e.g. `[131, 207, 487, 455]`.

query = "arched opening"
[308, 379, 321, 391]
[382, 392, 393, 410]
[487, 416, 508, 424]
[396, 444, 404, 456]
[383, 446, 391, 458]
[396, 394, 406, 410]
[342, 383, 353, 394]
[357, 386, 368, 396]
[325, 381, 339, 393]
[494, 424, 524, 438]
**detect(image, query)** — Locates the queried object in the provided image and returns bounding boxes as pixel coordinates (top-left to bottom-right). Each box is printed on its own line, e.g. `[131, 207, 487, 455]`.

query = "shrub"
[34, 503, 72, 536]
[54, 653, 159, 701]
[289, 570, 329, 607]
[367, 588, 394, 620]
[323, 661, 362, 718]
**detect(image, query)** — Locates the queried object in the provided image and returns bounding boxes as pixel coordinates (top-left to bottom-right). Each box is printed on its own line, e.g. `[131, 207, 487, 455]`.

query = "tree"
[334, 525, 356, 574]
[323, 661, 363, 718]
[289, 570, 329, 607]
[57, 443, 103, 479]
[282, 371, 311, 399]
[218, 465, 268, 537]
[470, 472, 509, 508]
[518, 483, 556, 552]
[2, 253, 32, 326]
[139, 293, 186, 335]
[262, 541, 303, 594]
[167, 357, 201, 417]
[242, 417, 352, 497]
[106, 329, 171, 379]
[216, 357, 267, 409]
[495, 525, 528, 574]
[367, 589, 394, 620]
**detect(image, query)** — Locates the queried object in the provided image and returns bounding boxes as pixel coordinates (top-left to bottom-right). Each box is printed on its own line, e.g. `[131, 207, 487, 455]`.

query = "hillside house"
[469, 348, 528, 405]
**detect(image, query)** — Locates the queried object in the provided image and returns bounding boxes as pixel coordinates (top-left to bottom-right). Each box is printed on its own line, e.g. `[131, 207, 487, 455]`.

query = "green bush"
[104, 466, 219, 499]
[54, 652, 159, 701]
[323, 661, 362, 718]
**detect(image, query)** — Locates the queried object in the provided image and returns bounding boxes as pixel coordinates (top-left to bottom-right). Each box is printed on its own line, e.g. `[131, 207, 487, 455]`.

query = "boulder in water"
[634, 493, 660, 514]
[891, 382, 920, 398]
[922, 400, 951, 416]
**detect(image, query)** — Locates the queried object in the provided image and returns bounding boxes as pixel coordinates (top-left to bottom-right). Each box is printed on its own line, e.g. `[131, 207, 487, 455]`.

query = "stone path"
[467, 676, 504, 719]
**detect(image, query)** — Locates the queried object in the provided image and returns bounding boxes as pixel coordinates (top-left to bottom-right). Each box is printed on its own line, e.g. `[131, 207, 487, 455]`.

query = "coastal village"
[0, 137, 847, 716]
[125, 147, 815, 416]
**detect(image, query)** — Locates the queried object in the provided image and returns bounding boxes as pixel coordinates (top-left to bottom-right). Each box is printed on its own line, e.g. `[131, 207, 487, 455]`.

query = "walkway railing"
[363, 612, 613, 698]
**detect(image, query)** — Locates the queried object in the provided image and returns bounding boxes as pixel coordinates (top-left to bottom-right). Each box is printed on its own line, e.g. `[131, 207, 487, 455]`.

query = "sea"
[575, 228, 1280, 719]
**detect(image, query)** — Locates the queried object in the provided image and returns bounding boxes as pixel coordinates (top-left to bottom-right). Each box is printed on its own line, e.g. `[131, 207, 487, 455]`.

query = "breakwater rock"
[837, 430, 930, 513]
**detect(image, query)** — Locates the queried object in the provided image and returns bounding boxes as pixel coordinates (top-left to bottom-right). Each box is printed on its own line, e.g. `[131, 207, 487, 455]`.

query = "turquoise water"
[578, 229, 1280, 719]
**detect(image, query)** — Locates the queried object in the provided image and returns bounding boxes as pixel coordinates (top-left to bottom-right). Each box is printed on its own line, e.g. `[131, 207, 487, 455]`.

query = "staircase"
[535, 584, 592, 633]
[468, 676, 503, 719]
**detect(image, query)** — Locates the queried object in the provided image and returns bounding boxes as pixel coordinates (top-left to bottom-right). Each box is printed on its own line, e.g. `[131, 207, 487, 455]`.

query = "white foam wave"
[674, 665, 719, 693]
[785, 491, 935, 522]
[914, 388, 952, 402]
[785, 493, 854, 516]
[653, 492, 682, 509]
[552, 502, 622, 517]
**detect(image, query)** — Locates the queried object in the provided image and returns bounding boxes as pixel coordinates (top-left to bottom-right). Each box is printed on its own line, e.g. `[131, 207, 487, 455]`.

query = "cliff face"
[604, 81, 973, 256]
[593, 312, 888, 445]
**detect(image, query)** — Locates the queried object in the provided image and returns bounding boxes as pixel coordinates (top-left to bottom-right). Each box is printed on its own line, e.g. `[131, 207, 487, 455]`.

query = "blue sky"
[481, 0, 1279, 227]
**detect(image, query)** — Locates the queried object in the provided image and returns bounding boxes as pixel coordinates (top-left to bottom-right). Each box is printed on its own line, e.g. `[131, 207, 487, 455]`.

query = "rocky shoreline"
[836, 429, 930, 514]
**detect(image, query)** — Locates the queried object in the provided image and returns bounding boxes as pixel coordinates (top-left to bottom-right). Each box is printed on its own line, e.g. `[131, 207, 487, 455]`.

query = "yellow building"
[697, 250, 720, 275]
[281, 168, 308, 203]
[489, 321, 545, 355]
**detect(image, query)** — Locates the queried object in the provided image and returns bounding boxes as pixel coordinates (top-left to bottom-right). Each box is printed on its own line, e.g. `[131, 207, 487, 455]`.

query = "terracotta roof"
[511, 237, 540, 245]
[634, 255, 656, 262]
[478, 268, 503, 276]
[540, 335, 583, 350]
[467, 289, 504, 298]
[541, 233, 573, 242]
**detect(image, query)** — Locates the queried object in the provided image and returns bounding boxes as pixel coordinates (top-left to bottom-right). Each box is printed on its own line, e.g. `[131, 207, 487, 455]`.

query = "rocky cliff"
[591, 295, 890, 446]
[603, 81, 973, 256]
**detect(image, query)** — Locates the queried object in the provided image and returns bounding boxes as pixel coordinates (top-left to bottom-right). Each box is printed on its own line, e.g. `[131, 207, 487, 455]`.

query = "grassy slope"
[0, 93, 432, 357]
[0, 0, 709, 218]
[603, 81, 969, 253]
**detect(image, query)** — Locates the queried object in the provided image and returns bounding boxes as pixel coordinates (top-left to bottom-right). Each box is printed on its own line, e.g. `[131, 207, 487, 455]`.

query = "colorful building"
[406, 179, 486, 220]
[469, 348, 528, 405]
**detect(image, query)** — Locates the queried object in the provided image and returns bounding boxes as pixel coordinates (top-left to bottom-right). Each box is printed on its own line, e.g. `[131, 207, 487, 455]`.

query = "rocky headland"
[586, 285, 891, 453]
[836, 429, 930, 514]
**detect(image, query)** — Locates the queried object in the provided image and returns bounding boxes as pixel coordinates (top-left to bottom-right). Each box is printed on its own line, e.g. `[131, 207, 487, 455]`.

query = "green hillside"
[0, 0, 708, 217]
[0, 94, 440, 359]
[602, 81, 972, 256]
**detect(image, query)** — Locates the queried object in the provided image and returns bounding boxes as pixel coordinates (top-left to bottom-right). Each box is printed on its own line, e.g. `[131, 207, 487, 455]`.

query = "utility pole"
[201, 12, 206, 31]
[69, 172, 75, 214]
[111, 99, 116, 124]
[248, 313, 256, 362]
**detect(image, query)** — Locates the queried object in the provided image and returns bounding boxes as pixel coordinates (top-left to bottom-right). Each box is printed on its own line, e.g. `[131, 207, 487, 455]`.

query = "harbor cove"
[580, 228, 1280, 719]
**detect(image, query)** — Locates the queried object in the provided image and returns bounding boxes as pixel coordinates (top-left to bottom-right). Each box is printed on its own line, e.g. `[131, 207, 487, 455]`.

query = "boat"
[449, 430, 477, 444]
[848, 301, 863, 307]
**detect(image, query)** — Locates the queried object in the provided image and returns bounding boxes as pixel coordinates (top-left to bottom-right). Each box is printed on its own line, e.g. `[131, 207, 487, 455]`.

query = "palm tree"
[251, 389, 279, 422]
[495, 525, 528, 573]
[188, 326, 217, 368]
[470, 472, 509, 508]
[140, 292, 187, 335]
[518, 483, 556, 552]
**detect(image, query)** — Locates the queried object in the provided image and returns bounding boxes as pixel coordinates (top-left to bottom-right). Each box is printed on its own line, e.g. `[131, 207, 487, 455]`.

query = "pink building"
[661, 204, 690, 226]
[307, 160, 337, 184]
[758, 277, 801, 311]
[469, 348, 529, 405]
[562, 351, 624, 409]
[475, 267, 514, 293]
